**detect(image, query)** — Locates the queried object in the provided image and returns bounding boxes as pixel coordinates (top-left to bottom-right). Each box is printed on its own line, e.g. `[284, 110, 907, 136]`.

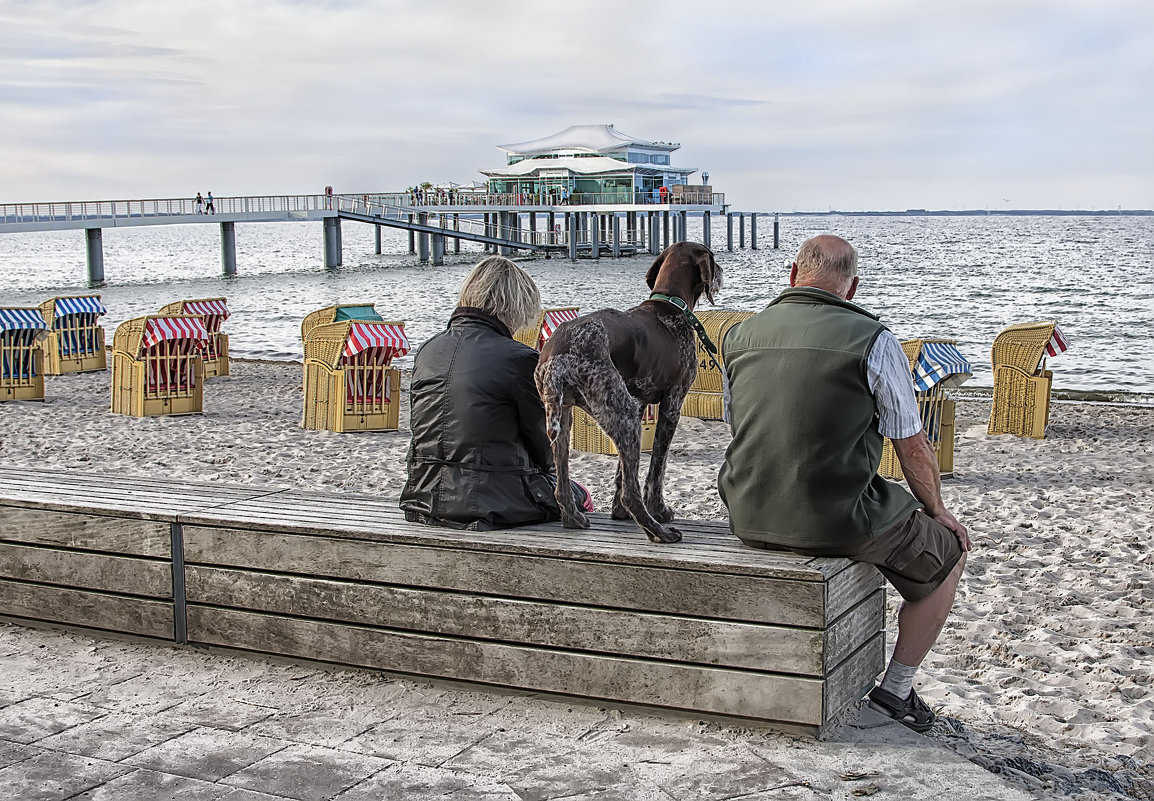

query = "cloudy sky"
[2, 0, 1151, 211]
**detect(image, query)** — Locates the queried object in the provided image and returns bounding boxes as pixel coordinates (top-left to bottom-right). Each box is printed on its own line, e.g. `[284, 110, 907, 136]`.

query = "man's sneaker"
[867, 686, 937, 732]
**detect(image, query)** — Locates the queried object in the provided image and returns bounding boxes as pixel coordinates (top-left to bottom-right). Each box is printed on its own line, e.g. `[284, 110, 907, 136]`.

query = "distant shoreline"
[764, 209, 1153, 217]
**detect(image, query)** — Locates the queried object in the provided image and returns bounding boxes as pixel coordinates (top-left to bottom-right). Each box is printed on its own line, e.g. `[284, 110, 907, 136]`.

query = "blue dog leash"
[648, 292, 723, 374]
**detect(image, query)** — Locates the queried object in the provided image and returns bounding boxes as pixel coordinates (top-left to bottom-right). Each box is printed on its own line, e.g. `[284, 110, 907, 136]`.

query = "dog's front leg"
[643, 397, 681, 524]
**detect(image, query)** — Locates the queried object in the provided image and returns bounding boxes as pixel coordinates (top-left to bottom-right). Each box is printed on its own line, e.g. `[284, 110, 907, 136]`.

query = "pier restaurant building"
[479, 125, 699, 205]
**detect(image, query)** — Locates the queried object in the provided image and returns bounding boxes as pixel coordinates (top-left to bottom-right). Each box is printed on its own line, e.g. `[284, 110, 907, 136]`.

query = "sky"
[1, 0, 1151, 211]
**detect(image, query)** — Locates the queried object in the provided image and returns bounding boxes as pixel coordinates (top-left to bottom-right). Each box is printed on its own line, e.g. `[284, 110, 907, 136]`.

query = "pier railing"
[391, 190, 726, 208]
[0, 195, 331, 225]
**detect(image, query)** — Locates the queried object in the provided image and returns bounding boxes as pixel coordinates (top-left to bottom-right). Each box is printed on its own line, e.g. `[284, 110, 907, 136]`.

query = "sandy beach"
[1, 360, 1151, 798]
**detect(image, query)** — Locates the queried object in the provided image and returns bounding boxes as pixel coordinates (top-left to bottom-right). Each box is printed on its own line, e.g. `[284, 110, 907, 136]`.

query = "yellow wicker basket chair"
[571, 404, 658, 455]
[110, 315, 209, 417]
[987, 320, 1064, 439]
[302, 319, 409, 433]
[1, 307, 48, 402]
[159, 298, 231, 377]
[513, 307, 580, 349]
[300, 303, 382, 342]
[680, 309, 753, 420]
[878, 338, 969, 480]
[38, 295, 107, 374]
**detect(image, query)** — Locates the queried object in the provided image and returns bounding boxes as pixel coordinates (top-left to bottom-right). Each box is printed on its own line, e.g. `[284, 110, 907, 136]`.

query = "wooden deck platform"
[0, 468, 885, 736]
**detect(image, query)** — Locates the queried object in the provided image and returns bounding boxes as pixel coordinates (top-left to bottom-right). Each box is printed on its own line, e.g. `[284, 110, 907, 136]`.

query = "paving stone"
[0, 737, 42, 768]
[0, 749, 129, 801]
[126, 727, 290, 783]
[222, 743, 393, 801]
[341, 697, 509, 767]
[162, 694, 278, 731]
[71, 767, 232, 800]
[37, 711, 195, 761]
[245, 706, 391, 748]
[74, 670, 206, 715]
[216, 789, 294, 801]
[0, 696, 106, 744]
[332, 763, 520, 800]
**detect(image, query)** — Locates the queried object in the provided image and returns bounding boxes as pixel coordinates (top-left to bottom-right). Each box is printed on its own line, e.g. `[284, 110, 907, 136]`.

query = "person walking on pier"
[205, 192, 215, 214]
[195, 192, 204, 214]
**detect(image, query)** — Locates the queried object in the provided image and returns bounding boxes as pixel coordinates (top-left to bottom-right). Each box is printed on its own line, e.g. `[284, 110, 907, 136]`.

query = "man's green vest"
[718, 287, 920, 550]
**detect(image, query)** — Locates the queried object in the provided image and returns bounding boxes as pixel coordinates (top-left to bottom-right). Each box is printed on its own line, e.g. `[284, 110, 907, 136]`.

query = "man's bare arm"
[891, 431, 971, 551]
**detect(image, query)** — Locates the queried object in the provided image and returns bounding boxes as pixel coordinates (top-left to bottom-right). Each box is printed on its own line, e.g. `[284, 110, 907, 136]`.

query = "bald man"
[718, 234, 970, 733]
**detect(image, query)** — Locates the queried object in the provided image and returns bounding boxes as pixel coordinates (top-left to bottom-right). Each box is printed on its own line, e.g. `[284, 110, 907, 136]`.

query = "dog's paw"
[648, 503, 675, 524]
[646, 524, 683, 544]
[562, 508, 590, 529]
[611, 503, 630, 520]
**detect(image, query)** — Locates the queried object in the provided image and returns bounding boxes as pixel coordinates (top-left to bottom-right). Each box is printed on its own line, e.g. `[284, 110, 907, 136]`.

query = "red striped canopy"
[142, 316, 210, 349]
[344, 322, 410, 359]
[1044, 326, 1070, 359]
[183, 299, 230, 320]
[540, 308, 579, 343]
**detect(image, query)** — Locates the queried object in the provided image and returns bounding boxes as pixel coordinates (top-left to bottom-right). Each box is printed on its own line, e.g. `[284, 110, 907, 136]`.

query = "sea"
[2, 214, 1152, 397]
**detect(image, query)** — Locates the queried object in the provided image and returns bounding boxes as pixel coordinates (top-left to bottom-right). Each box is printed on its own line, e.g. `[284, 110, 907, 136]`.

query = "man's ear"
[845, 275, 859, 300]
[789, 263, 799, 287]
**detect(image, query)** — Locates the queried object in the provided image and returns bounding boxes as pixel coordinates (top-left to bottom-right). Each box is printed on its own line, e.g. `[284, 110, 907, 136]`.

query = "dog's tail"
[534, 358, 567, 443]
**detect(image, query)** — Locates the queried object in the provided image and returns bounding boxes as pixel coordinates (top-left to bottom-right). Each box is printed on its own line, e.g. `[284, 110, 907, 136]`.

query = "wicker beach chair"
[513, 307, 580, 350]
[878, 338, 971, 480]
[300, 303, 383, 343]
[110, 315, 209, 417]
[38, 295, 107, 375]
[158, 298, 231, 377]
[0, 307, 49, 402]
[302, 319, 409, 433]
[679, 309, 753, 420]
[987, 320, 1068, 439]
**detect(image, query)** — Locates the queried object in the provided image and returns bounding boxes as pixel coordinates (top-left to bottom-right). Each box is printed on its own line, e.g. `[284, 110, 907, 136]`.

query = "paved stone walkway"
[0, 621, 1034, 800]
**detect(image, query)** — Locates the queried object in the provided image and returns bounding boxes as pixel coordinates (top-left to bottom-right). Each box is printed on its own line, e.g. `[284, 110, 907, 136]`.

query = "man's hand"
[892, 431, 971, 552]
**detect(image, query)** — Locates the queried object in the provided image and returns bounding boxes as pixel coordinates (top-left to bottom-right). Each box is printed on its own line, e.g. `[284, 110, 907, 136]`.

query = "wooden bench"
[0, 468, 885, 736]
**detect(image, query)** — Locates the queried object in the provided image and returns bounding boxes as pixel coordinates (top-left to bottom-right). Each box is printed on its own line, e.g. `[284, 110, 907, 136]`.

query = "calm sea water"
[2, 215, 1151, 394]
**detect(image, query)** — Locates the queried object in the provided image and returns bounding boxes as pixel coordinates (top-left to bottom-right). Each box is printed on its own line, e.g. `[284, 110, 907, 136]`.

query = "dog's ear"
[698, 250, 721, 305]
[645, 252, 665, 289]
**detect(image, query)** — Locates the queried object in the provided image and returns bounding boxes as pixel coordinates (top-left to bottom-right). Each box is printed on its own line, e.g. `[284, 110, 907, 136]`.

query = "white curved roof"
[481, 156, 642, 177]
[497, 125, 677, 155]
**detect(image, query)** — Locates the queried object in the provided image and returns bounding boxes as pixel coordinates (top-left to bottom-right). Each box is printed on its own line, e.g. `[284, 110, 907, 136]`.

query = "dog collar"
[648, 293, 722, 372]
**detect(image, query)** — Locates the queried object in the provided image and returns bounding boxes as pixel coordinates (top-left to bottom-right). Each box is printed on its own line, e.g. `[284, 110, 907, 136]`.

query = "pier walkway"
[1, 192, 761, 285]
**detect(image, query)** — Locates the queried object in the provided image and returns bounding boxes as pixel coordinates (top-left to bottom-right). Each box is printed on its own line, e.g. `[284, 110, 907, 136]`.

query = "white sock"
[879, 659, 918, 699]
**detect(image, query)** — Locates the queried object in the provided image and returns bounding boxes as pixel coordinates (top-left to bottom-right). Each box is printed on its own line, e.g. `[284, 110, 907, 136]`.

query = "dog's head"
[646, 242, 722, 309]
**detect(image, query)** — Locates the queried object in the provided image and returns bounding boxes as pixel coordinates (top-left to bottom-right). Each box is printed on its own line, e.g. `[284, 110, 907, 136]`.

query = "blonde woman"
[401, 256, 592, 530]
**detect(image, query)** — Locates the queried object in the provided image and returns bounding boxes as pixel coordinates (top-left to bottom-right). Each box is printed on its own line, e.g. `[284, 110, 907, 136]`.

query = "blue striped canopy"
[912, 342, 972, 391]
[54, 296, 107, 317]
[0, 308, 48, 332]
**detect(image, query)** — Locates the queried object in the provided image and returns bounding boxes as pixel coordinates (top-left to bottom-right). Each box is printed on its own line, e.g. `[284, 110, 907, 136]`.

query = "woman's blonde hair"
[457, 256, 540, 334]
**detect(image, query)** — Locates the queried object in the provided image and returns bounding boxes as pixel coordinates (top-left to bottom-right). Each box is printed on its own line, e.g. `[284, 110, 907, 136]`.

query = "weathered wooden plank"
[0, 578, 174, 640]
[186, 606, 826, 726]
[825, 561, 886, 621]
[823, 631, 886, 726]
[0, 507, 171, 557]
[183, 526, 828, 627]
[186, 566, 832, 675]
[0, 543, 171, 598]
[824, 589, 885, 671]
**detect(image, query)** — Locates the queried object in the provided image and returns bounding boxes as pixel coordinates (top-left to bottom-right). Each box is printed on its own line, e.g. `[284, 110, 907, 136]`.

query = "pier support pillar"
[454, 214, 461, 254]
[591, 213, 600, 259]
[548, 212, 556, 246]
[417, 212, 429, 264]
[680, 211, 688, 243]
[612, 214, 621, 258]
[648, 212, 659, 255]
[408, 215, 415, 254]
[374, 224, 382, 255]
[774, 213, 780, 249]
[727, 214, 734, 251]
[220, 221, 237, 276]
[499, 212, 513, 256]
[662, 211, 670, 250]
[85, 228, 104, 285]
[567, 213, 578, 261]
[739, 214, 746, 249]
[432, 234, 445, 266]
[702, 211, 711, 251]
[751, 213, 758, 250]
[529, 212, 538, 248]
[323, 217, 341, 269]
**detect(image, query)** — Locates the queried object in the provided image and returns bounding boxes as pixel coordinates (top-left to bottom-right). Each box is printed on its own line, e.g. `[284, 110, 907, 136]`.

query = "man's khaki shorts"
[789, 511, 964, 602]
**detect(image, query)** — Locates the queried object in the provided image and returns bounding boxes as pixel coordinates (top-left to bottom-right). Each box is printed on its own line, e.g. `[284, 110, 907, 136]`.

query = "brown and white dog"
[535, 242, 721, 543]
